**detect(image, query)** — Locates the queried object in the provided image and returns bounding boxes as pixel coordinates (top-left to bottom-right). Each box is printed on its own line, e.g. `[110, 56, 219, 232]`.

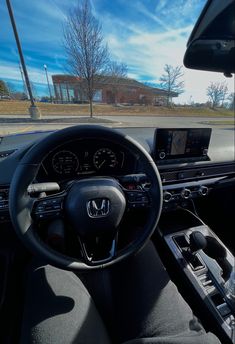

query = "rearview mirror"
[184, 0, 235, 76]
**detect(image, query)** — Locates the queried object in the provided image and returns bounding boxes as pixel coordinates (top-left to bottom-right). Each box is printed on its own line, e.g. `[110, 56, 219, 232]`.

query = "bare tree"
[0, 80, 9, 96]
[63, 0, 109, 117]
[104, 61, 128, 105]
[6, 81, 16, 95]
[207, 81, 228, 108]
[5, 81, 29, 100]
[160, 65, 184, 107]
[10, 92, 28, 100]
[30, 82, 37, 99]
[228, 92, 235, 110]
[107, 61, 128, 78]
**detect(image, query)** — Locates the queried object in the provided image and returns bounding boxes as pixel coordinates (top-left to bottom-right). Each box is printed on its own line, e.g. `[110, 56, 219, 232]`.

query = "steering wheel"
[9, 125, 162, 271]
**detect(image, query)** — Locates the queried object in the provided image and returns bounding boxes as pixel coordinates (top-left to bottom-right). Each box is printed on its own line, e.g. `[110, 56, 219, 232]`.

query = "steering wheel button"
[53, 205, 61, 210]
[52, 199, 60, 204]
[36, 208, 44, 213]
[137, 192, 144, 197]
[136, 197, 142, 201]
[127, 193, 135, 202]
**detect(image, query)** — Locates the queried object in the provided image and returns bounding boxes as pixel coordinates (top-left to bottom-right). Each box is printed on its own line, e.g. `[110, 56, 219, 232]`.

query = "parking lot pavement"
[100, 115, 235, 128]
[0, 115, 120, 136]
[0, 115, 234, 136]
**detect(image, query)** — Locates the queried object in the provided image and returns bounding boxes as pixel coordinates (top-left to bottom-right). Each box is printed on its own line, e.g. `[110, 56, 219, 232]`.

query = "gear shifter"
[181, 231, 207, 270]
[189, 231, 207, 255]
[187, 232, 232, 281]
[188, 232, 232, 280]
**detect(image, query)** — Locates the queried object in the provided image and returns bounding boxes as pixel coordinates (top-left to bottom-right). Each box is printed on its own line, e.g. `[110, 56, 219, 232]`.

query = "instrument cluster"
[38, 138, 136, 181]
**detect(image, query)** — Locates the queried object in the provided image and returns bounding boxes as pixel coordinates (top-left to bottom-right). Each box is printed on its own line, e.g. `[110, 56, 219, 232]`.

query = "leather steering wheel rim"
[9, 125, 163, 271]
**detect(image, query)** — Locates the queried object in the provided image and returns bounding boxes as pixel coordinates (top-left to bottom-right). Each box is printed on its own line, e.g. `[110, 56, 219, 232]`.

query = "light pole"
[19, 63, 29, 99]
[44, 64, 53, 103]
[6, 0, 41, 119]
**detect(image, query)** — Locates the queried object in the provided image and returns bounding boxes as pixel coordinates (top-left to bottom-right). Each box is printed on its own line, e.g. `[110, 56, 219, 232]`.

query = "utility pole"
[44, 65, 53, 103]
[6, 0, 41, 119]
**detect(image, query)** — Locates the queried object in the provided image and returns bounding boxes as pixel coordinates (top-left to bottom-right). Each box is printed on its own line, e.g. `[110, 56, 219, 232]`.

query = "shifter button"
[217, 303, 231, 318]
[202, 279, 213, 287]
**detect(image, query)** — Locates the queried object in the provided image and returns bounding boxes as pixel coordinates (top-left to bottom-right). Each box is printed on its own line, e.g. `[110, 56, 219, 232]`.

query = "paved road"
[0, 115, 234, 136]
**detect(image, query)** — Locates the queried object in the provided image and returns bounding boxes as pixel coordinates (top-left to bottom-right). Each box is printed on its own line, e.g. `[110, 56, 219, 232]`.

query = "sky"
[0, 0, 234, 103]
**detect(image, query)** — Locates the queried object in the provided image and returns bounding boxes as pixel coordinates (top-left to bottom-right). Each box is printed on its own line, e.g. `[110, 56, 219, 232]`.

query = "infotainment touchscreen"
[154, 128, 211, 162]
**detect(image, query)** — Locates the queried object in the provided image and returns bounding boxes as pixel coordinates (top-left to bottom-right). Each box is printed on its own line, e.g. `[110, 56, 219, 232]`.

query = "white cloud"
[155, 0, 168, 12]
[0, 60, 61, 85]
[33, 0, 67, 21]
[105, 19, 234, 104]
[106, 25, 192, 78]
[134, 2, 169, 30]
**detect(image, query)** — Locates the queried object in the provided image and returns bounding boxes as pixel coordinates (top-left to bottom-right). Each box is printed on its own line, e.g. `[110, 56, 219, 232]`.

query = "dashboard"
[0, 126, 235, 222]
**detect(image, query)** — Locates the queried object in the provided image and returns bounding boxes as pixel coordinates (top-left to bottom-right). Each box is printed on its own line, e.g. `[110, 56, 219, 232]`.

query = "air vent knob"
[163, 191, 172, 203]
[199, 186, 208, 196]
[181, 188, 191, 199]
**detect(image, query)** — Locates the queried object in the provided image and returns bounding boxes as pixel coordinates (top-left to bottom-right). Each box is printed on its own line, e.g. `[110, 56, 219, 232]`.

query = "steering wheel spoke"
[78, 234, 118, 266]
[32, 192, 66, 221]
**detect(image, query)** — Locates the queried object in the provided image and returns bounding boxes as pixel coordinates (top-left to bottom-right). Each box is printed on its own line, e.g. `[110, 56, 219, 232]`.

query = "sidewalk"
[0, 114, 117, 124]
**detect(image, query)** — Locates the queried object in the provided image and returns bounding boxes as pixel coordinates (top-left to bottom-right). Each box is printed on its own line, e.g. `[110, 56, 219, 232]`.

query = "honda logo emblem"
[87, 198, 110, 218]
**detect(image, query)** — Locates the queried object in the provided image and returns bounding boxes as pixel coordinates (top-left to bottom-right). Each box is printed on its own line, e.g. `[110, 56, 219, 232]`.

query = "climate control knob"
[181, 188, 191, 199]
[163, 191, 172, 203]
[199, 186, 208, 196]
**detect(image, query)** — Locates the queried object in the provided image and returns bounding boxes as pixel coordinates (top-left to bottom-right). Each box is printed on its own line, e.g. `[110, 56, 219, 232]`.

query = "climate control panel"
[162, 183, 209, 211]
[163, 186, 209, 202]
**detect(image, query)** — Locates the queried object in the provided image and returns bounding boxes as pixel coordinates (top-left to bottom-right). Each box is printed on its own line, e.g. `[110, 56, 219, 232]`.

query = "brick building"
[52, 74, 178, 105]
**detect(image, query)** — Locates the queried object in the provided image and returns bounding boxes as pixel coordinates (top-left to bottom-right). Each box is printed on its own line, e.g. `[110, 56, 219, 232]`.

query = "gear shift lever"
[181, 231, 207, 270]
[188, 232, 232, 280]
[189, 231, 207, 255]
[187, 232, 232, 281]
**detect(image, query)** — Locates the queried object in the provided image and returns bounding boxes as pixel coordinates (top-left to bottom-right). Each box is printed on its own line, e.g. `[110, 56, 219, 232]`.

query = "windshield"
[0, 0, 234, 137]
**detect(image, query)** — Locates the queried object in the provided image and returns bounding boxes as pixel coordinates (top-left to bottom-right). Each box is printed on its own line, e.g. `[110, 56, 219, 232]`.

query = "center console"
[158, 210, 235, 343]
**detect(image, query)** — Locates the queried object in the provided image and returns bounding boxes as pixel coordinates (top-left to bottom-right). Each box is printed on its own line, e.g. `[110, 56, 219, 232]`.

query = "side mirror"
[184, 0, 235, 76]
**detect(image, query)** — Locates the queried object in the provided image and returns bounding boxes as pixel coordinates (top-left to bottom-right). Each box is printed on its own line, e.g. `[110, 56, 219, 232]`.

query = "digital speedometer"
[52, 150, 79, 175]
[93, 148, 117, 170]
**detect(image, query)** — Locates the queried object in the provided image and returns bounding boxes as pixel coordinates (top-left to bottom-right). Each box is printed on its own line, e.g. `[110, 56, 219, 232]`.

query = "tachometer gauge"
[93, 148, 117, 170]
[52, 150, 79, 175]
